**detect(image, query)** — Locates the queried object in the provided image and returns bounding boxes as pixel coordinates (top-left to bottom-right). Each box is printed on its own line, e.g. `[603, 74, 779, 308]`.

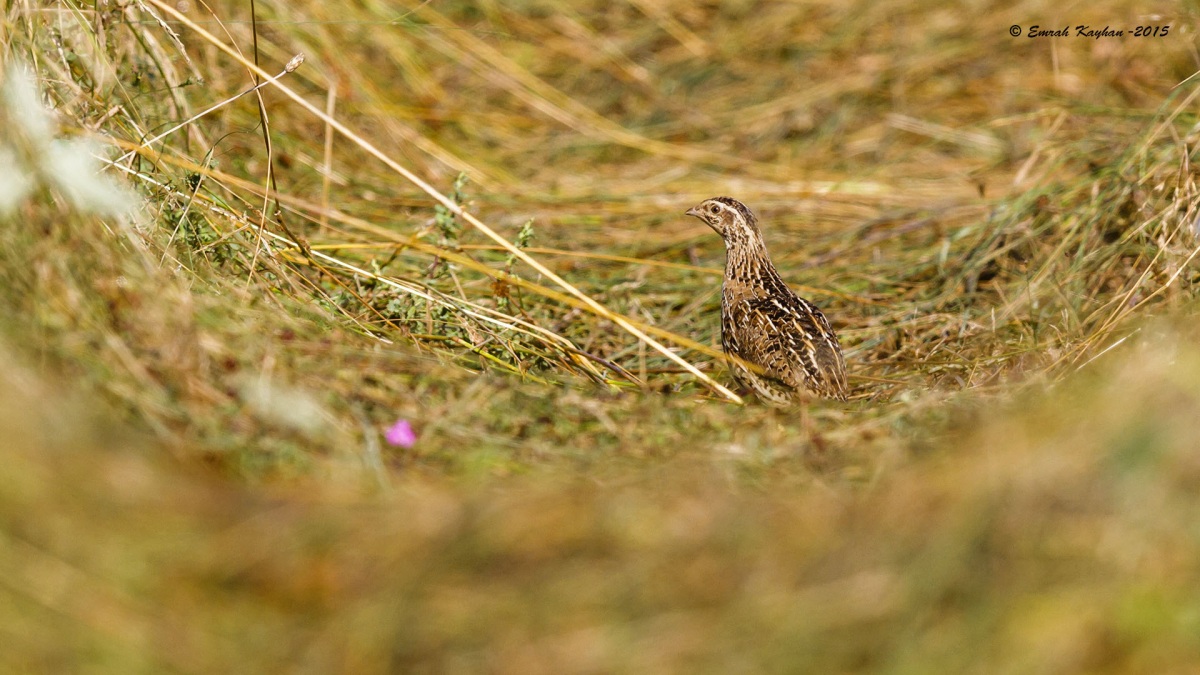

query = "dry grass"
[3, 0, 1200, 671]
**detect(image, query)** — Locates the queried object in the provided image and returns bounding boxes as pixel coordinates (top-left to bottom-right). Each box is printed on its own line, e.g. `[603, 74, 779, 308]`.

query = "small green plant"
[495, 218, 535, 313]
[427, 172, 468, 280]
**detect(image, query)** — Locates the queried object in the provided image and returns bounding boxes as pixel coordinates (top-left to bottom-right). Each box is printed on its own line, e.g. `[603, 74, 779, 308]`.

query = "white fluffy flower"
[1, 62, 138, 219]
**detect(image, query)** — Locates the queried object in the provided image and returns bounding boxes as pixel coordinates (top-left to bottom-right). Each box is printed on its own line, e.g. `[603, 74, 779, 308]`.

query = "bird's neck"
[724, 235, 781, 287]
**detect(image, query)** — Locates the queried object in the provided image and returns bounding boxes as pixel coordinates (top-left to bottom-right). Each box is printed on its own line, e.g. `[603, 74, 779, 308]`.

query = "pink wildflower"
[385, 419, 417, 448]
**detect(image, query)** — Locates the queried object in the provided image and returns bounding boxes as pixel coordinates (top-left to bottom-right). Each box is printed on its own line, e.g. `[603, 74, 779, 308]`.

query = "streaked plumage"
[685, 196, 847, 403]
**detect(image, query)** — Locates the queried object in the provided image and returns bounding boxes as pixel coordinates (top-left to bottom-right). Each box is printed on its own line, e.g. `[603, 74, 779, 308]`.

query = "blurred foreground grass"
[3, 0, 1200, 671]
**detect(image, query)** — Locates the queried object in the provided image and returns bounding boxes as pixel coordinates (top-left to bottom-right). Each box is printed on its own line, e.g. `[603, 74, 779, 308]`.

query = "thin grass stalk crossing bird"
[686, 197, 848, 403]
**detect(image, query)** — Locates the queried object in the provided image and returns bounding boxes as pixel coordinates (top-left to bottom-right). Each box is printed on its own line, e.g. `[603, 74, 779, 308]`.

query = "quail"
[685, 196, 848, 403]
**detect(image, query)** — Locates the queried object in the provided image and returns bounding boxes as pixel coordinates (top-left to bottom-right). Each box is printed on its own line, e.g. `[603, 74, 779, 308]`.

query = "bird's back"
[721, 275, 847, 402]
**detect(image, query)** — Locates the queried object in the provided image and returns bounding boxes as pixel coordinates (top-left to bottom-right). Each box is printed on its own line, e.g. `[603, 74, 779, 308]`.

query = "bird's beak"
[684, 206, 701, 218]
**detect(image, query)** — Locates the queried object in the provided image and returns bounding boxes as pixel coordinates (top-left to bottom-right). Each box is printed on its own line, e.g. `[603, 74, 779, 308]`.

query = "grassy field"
[4, 0, 1200, 671]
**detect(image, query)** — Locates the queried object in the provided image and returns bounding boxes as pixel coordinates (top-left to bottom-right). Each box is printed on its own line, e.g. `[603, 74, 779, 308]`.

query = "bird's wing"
[742, 294, 847, 399]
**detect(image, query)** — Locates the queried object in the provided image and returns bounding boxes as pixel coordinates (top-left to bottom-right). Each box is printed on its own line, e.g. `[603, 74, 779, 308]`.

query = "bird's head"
[685, 196, 760, 245]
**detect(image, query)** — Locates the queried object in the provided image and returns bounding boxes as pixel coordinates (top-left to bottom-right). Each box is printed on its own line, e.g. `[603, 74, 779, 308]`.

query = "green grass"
[3, 0, 1200, 671]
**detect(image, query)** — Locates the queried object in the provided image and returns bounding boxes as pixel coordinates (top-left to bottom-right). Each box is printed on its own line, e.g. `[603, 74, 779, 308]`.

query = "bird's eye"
[708, 205, 720, 215]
